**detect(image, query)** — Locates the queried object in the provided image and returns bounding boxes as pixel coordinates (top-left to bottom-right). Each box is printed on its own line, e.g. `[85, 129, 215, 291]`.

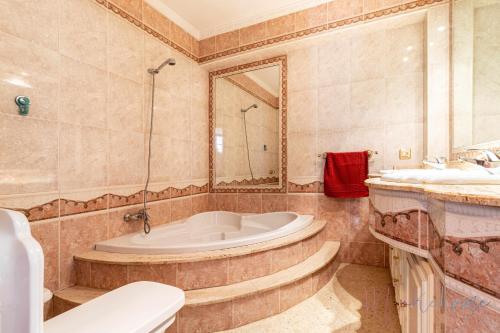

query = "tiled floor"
[219, 263, 401, 333]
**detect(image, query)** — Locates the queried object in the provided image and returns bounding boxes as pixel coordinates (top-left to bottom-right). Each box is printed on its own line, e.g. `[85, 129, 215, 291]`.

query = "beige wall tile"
[318, 84, 350, 131]
[199, 37, 216, 57]
[216, 30, 239, 52]
[239, 22, 267, 45]
[288, 89, 318, 134]
[60, 0, 107, 70]
[318, 37, 351, 86]
[59, 56, 107, 128]
[107, 204, 144, 238]
[288, 47, 318, 92]
[170, 23, 192, 52]
[267, 14, 295, 38]
[108, 73, 144, 132]
[363, 0, 402, 13]
[111, 0, 143, 20]
[108, 130, 145, 185]
[0, 116, 58, 194]
[0, 31, 59, 120]
[328, 0, 363, 22]
[108, 14, 144, 83]
[237, 193, 262, 213]
[30, 220, 60, 291]
[59, 124, 108, 191]
[149, 134, 173, 182]
[143, 3, 170, 38]
[350, 30, 387, 81]
[60, 213, 108, 288]
[295, 4, 328, 31]
[0, 0, 59, 50]
[171, 197, 192, 221]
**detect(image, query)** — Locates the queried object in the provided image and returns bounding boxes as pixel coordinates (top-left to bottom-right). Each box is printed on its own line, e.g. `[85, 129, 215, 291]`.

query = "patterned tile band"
[445, 238, 500, 256]
[198, 0, 446, 63]
[216, 177, 279, 187]
[95, 0, 445, 64]
[2, 184, 208, 222]
[371, 205, 499, 299]
[94, 0, 199, 62]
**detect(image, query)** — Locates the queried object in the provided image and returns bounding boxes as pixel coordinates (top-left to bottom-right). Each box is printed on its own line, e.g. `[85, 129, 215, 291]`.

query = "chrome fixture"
[318, 150, 378, 160]
[459, 149, 500, 172]
[126, 57, 176, 234]
[241, 104, 258, 113]
[123, 209, 149, 223]
[466, 149, 500, 162]
[241, 104, 258, 179]
[147, 58, 176, 74]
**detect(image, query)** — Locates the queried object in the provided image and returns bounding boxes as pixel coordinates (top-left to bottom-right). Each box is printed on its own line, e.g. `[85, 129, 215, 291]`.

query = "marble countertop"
[365, 178, 500, 207]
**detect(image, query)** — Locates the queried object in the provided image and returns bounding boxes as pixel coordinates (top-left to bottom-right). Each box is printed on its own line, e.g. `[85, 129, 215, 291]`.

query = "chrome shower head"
[241, 104, 258, 113]
[148, 58, 176, 74]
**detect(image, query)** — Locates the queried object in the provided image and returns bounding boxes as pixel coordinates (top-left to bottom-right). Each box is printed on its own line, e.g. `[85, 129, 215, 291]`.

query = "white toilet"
[0, 209, 185, 333]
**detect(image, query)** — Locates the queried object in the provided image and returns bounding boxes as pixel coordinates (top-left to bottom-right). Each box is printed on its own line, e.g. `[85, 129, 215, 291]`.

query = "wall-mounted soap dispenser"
[15, 96, 30, 116]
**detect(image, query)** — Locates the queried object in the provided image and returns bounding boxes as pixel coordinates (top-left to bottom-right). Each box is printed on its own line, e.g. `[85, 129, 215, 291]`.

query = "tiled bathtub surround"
[209, 192, 390, 268]
[0, 0, 208, 292]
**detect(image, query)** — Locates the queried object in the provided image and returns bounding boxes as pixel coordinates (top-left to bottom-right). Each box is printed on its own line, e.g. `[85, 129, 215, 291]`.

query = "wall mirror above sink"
[209, 56, 287, 193]
[451, 0, 500, 152]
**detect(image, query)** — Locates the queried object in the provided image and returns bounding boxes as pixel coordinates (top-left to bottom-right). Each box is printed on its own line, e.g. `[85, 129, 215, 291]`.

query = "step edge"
[184, 241, 340, 306]
[53, 241, 339, 308]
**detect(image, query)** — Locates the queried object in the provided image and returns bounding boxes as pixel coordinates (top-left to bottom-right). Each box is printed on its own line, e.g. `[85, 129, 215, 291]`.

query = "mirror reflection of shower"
[241, 104, 258, 180]
[123, 57, 176, 235]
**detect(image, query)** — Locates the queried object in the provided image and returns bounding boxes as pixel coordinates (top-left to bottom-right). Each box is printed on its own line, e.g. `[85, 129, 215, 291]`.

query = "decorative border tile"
[95, 0, 446, 65]
[60, 195, 108, 217]
[209, 56, 288, 194]
[216, 177, 279, 187]
[4, 184, 209, 221]
[9, 199, 60, 222]
[370, 203, 500, 299]
[288, 181, 321, 193]
[93, 0, 199, 62]
[198, 0, 446, 63]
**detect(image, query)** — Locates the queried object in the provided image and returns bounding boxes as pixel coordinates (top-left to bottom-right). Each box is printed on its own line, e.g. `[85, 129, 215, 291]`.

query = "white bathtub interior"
[95, 211, 313, 254]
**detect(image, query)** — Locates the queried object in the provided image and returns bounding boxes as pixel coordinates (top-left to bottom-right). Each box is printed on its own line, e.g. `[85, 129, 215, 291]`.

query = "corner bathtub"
[95, 211, 313, 254]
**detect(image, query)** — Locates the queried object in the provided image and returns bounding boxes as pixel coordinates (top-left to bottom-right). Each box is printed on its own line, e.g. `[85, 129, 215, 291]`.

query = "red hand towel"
[323, 151, 369, 198]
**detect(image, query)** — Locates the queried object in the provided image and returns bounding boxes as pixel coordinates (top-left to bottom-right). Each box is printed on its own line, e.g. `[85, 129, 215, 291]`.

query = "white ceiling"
[147, 0, 330, 39]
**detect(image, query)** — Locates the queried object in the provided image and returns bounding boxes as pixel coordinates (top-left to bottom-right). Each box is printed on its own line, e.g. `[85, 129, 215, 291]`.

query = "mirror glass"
[452, 0, 500, 149]
[210, 59, 285, 191]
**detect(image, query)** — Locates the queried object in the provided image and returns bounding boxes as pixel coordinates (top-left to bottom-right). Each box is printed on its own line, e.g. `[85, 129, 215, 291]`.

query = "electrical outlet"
[399, 148, 412, 160]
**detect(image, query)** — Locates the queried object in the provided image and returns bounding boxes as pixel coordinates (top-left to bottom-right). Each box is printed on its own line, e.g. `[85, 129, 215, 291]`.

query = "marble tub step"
[185, 241, 339, 306]
[52, 241, 339, 329]
[175, 241, 340, 332]
[53, 286, 108, 316]
[73, 219, 327, 291]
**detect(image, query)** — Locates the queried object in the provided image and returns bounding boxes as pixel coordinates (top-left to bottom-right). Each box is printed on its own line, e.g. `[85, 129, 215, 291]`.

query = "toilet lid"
[44, 281, 184, 333]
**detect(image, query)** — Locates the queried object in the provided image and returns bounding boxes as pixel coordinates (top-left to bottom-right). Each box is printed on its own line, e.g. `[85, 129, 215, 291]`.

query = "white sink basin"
[381, 168, 500, 185]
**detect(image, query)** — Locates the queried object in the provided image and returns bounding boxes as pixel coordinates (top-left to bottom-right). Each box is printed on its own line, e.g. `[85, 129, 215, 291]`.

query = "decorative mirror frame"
[208, 55, 287, 193]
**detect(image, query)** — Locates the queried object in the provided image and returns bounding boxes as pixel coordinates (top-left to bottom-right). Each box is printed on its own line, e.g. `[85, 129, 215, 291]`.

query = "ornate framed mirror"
[208, 56, 287, 193]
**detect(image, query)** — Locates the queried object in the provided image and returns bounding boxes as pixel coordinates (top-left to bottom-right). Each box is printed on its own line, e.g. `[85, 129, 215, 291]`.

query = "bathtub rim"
[75, 217, 325, 265]
[94, 211, 308, 255]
